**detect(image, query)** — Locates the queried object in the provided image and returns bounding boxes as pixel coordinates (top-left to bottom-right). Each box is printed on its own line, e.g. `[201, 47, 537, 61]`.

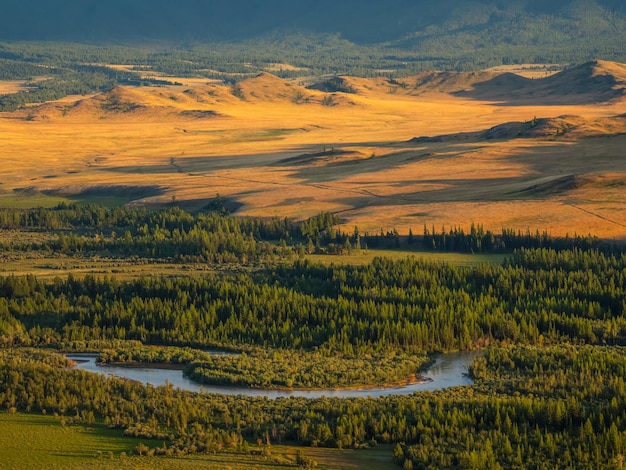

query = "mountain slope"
[1, 1, 626, 79]
[0, 0, 624, 47]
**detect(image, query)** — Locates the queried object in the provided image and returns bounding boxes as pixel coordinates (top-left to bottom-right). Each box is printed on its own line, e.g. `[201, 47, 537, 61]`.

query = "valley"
[2, 60, 626, 240]
[1, 7, 626, 464]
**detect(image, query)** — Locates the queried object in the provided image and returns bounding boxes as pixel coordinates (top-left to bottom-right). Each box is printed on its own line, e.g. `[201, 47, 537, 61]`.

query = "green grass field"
[0, 412, 161, 469]
[307, 249, 505, 267]
[0, 193, 141, 210]
[0, 412, 397, 469]
[0, 194, 72, 209]
[0, 232, 504, 282]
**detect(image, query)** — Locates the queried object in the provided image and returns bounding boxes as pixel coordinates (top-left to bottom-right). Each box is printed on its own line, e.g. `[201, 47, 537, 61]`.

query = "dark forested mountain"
[1, 1, 626, 76]
[2, 0, 625, 47]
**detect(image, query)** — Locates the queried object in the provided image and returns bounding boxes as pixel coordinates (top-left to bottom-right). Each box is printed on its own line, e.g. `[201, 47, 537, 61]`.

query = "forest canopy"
[1, 203, 626, 468]
[1, 1, 626, 77]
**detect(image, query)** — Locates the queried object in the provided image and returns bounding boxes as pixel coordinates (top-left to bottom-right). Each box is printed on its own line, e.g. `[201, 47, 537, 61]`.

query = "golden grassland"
[1, 61, 625, 239]
[0, 77, 49, 94]
[0, 80, 31, 94]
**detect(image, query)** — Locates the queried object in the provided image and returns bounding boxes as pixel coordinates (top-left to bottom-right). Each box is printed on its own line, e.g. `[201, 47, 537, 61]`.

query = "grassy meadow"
[0, 412, 161, 469]
[0, 412, 395, 470]
[0, 248, 504, 280]
[306, 249, 505, 267]
[1, 63, 625, 240]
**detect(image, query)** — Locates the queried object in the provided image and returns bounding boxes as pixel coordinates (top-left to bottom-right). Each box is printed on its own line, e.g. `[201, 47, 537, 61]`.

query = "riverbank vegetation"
[97, 345, 429, 389]
[1, 204, 626, 467]
[3, 344, 626, 468]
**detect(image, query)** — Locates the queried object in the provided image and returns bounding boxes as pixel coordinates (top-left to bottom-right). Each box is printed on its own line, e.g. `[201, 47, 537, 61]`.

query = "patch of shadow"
[512, 175, 585, 198]
[101, 99, 145, 114]
[600, 178, 626, 188]
[291, 149, 423, 184]
[454, 72, 532, 103]
[409, 123, 528, 143]
[410, 133, 476, 143]
[13, 187, 39, 195]
[274, 197, 315, 207]
[179, 110, 220, 119]
[326, 172, 592, 211]
[410, 117, 578, 143]
[201, 194, 244, 214]
[454, 62, 626, 106]
[327, 185, 488, 212]
[276, 149, 356, 166]
[132, 195, 245, 213]
[42, 185, 165, 199]
[107, 150, 319, 175]
[306, 76, 356, 94]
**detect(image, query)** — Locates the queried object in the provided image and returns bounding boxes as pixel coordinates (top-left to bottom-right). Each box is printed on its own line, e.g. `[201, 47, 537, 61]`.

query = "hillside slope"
[14, 60, 626, 123]
[456, 60, 626, 104]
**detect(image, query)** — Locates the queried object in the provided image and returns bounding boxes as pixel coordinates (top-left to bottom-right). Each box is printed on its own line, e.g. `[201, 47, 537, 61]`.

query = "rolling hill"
[456, 60, 626, 104]
[16, 60, 626, 122]
[2, 59, 625, 239]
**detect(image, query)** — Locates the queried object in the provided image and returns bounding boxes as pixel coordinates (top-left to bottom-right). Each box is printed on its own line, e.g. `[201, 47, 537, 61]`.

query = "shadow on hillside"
[105, 153, 291, 175]
[455, 69, 624, 106]
[104, 141, 402, 177]
[289, 137, 626, 205]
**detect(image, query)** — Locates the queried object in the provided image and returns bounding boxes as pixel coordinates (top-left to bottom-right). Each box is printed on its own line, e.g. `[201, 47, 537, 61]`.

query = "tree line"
[0, 205, 614, 263]
[1, 246, 625, 354]
[0, 204, 347, 262]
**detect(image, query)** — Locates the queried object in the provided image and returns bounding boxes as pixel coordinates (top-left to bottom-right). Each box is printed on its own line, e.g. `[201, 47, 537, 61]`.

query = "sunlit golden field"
[2, 60, 625, 239]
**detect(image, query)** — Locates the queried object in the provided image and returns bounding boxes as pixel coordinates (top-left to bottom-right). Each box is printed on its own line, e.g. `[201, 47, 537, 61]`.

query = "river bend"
[67, 350, 481, 399]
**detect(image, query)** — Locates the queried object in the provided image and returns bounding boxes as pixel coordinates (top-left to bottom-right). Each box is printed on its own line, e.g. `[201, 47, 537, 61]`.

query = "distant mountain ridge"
[2, 1, 626, 78]
[1, 0, 625, 46]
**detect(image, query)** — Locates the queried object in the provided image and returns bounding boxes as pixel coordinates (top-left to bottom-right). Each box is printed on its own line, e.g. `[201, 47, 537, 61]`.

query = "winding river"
[67, 351, 481, 399]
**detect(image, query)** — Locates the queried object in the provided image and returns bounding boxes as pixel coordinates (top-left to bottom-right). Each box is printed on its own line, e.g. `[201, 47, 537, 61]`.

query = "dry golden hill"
[406, 71, 502, 95]
[343, 60, 626, 103]
[1, 62, 626, 240]
[457, 60, 626, 104]
[236, 72, 310, 103]
[181, 85, 239, 106]
[205, 73, 356, 107]
[412, 113, 626, 142]
[20, 85, 227, 121]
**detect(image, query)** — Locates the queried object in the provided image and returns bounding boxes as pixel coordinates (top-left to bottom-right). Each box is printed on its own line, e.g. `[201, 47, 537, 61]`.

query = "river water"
[67, 350, 481, 399]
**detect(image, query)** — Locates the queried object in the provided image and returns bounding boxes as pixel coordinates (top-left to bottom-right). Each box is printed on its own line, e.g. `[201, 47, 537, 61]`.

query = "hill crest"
[9, 60, 626, 121]
[454, 60, 626, 104]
